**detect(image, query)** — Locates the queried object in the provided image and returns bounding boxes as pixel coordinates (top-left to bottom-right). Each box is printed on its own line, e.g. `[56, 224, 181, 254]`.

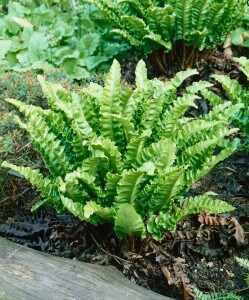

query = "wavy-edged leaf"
[100, 59, 123, 142]
[135, 60, 148, 91]
[185, 81, 213, 95]
[170, 69, 198, 88]
[147, 5, 175, 39]
[61, 195, 86, 221]
[212, 74, 246, 102]
[134, 138, 176, 171]
[124, 129, 151, 168]
[144, 33, 172, 51]
[201, 88, 224, 106]
[114, 203, 146, 238]
[115, 170, 145, 206]
[111, 29, 142, 46]
[149, 167, 184, 213]
[185, 147, 236, 185]
[121, 15, 148, 37]
[164, 193, 234, 232]
[85, 138, 123, 172]
[84, 201, 116, 223]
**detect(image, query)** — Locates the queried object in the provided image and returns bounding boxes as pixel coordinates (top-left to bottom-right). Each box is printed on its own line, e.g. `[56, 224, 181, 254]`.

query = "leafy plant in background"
[2, 60, 243, 243]
[224, 7, 249, 49]
[0, 0, 129, 79]
[93, 0, 247, 70]
[194, 257, 249, 300]
[202, 57, 249, 149]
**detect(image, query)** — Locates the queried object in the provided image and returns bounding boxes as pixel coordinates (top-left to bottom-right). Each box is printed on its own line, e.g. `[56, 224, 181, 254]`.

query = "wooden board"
[0, 238, 172, 300]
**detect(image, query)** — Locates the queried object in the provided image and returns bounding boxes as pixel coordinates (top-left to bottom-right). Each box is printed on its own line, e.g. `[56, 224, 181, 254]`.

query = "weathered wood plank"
[0, 238, 172, 300]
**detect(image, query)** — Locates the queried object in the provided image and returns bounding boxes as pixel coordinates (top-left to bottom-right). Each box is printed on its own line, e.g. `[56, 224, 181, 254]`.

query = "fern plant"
[2, 60, 243, 241]
[202, 56, 249, 148]
[92, 0, 247, 70]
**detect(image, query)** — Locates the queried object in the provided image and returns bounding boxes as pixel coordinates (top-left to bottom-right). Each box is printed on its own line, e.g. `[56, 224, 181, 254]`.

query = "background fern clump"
[202, 57, 249, 148]
[93, 0, 247, 70]
[2, 60, 243, 241]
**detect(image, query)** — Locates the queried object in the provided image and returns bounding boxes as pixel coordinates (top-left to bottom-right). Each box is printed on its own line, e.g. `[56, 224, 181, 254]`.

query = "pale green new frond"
[5, 98, 46, 118]
[84, 201, 116, 223]
[54, 100, 96, 140]
[185, 81, 213, 95]
[64, 169, 104, 198]
[170, 69, 198, 87]
[61, 195, 86, 221]
[212, 74, 246, 102]
[115, 170, 145, 206]
[140, 95, 164, 131]
[37, 75, 72, 107]
[167, 93, 198, 119]
[81, 156, 109, 176]
[201, 89, 224, 106]
[101, 59, 121, 116]
[114, 203, 146, 238]
[135, 60, 148, 91]
[234, 56, 249, 79]
[204, 103, 244, 123]
[102, 113, 135, 142]
[134, 139, 176, 171]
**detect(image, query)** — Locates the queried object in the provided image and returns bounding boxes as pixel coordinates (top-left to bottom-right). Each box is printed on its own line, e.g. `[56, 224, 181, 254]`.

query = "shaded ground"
[0, 46, 249, 299]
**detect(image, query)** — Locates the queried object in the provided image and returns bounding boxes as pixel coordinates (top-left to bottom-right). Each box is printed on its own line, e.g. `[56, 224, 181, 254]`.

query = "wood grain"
[0, 238, 172, 300]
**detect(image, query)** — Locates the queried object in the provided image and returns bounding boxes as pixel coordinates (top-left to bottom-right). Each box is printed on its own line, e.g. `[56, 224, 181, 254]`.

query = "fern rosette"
[2, 60, 242, 240]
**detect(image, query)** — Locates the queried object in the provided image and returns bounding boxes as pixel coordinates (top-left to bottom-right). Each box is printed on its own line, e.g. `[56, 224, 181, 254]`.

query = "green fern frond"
[114, 203, 146, 238]
[115, 170, 145, 206]
[212, 74, 245, 102]
[148, 192, 234, 236]
[1, 162, 59, 206]
[194, 288, 244, 300]
[235, 257, 249, 270]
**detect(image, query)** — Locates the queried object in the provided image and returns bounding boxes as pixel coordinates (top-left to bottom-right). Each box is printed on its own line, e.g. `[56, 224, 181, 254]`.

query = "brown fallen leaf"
[228, 217, 245, 247]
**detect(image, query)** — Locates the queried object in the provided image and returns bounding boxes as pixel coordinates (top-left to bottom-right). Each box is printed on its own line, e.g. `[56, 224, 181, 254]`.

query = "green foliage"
[2, 59, 242, 240]
[209, 57, 249, 145]
[224, 8, 249, 48]
[194, 289, 244, 300]
[93, 0, 247, 69]
[0, 0, 129, 79]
